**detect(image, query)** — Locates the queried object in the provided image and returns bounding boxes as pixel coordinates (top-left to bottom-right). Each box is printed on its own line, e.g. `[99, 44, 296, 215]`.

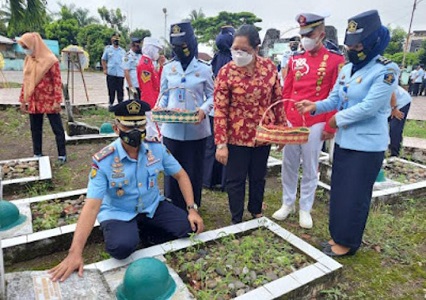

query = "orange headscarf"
[18, 32, 58, 102]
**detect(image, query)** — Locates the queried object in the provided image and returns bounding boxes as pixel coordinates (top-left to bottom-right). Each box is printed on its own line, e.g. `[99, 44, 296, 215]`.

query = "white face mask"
[231, 50, 253, 67]
[301, 36, 319, 52]
[23, 49, 33, 56]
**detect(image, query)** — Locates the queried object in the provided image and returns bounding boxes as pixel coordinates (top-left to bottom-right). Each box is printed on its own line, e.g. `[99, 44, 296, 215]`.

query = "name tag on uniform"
[146, 159, 160, 166]
[112, 173, 125, 178]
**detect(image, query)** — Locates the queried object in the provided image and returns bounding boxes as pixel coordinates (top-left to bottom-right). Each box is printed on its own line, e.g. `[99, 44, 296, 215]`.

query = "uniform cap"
[142, 37, 163, 49]
[111, 99, 151, 127]
[344, 10, 382, 46]
[170, 22, 195, 45]
[131, 37, 142, 43]
[295, 12, 330, 35]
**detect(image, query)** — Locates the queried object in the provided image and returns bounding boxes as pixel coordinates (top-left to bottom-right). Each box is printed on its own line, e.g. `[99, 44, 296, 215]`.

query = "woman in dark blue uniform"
[298, 10, 399, 257]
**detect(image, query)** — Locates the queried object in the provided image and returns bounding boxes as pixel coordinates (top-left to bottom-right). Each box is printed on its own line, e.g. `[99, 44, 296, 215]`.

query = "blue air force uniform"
[87, 99, 193, 259]
[101, 33, 126, 106]
[122, 49, 142, 97]
[313, 10, 400, 255]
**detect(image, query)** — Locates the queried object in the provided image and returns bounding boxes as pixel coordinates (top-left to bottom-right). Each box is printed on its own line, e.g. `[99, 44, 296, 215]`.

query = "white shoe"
[299, 210, 313, 229]
[272, 204, 295, 221]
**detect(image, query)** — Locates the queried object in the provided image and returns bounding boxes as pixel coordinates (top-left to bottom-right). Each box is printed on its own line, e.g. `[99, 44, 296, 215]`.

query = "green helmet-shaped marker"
[116, 257, 176, 300]
[0, 200, 27, 231]
[100, 122, 114, 134]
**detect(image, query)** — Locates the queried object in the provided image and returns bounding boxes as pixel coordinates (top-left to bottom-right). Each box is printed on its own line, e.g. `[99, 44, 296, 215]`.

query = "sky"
[47, 0, 426, 54]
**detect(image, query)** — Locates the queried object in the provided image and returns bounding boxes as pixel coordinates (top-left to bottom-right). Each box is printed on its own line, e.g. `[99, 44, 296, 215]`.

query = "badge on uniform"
[90, 164, 99, 179]
[141, 71, 151, 83]
[116, 188, 125, 197]
[149, 177, 155, 188]
[383, 73, 395, 85]
[146, 150, 160, 166]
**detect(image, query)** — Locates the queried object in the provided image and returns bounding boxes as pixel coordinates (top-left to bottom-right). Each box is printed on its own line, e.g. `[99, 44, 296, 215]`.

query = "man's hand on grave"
[48, 251, 84, 282]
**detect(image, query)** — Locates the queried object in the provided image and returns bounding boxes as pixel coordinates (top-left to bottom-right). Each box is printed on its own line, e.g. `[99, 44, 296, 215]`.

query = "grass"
[404, 120, 426, 139]
[0, 81, 22, 88]
[1, 107, 425, 298]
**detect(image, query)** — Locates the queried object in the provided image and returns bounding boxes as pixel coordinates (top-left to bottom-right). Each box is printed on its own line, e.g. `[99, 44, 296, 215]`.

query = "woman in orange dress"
[18, 32, 66, 163]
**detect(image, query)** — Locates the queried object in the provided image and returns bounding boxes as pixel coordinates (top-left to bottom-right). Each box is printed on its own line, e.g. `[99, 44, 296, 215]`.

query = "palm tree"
[74, 8, 99, 27]
[188, 8, 205, 22]
[6, 0, 47, 35]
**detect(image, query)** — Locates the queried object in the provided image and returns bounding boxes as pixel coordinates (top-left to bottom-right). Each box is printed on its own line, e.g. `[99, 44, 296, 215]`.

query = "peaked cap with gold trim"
[295, 12, 330, 35]
[111, 99, 151, 127]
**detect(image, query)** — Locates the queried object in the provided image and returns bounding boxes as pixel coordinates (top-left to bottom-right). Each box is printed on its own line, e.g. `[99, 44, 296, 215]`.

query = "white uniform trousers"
[281, 122, 325, 211]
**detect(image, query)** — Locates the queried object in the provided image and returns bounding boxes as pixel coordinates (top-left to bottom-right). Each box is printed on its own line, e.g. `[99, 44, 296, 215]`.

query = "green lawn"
[404, 120, 426, 139]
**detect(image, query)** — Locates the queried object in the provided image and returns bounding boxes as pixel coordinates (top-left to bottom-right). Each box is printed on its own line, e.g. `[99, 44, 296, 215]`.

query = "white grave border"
[87, 217, 342, 299]
[0, 156, 51, 186]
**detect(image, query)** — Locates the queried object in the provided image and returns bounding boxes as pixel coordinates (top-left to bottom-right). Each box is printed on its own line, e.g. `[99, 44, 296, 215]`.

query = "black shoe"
[319, 240, 333, 248]
[58, 156, 67, 165]
[322, 244, 356, 257]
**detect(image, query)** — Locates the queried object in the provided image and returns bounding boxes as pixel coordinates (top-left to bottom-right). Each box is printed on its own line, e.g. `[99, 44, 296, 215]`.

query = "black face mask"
[119, 129, 146, 148]
[113, 40, 119, 46]
[347, 49, 367, 65]
[173, 45, 191, 60]
[134, 47, 142, 54]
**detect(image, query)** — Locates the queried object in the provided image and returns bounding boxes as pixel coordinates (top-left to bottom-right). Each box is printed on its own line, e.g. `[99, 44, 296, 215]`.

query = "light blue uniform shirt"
[159, 57, 214, 141]
[415, 68, 425, 83]
[87, 139, 182, 223]
[394, 85, 412, 109]
[102, 45, 126, 77]
[122, 49, 142, 88]
[315, 55, 399, 152]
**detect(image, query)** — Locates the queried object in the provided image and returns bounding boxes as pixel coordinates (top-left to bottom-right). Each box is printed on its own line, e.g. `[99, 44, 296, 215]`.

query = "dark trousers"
[420, 79, 426, 96]
[389, 103, 411, 157]
[408, 80, 414, 95]
[329, 144, 384, 252]
[163, 137, 207, 210]
[126, 87, 141, 100]
[106, 75, 124, 105]
[29, 113, 66, 157]
[100, 200, 192, 259]
[226, 144, 271, 224]
[203, 116, 226, 190]
[412, 82, 421, 96]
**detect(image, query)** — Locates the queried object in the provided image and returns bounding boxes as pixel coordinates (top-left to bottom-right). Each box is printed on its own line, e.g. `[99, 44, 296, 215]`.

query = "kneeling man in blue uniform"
[49, 99, 204, 282]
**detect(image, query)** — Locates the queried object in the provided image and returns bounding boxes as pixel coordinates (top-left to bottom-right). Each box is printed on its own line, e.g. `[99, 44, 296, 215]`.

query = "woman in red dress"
[18, 32, 66, 164]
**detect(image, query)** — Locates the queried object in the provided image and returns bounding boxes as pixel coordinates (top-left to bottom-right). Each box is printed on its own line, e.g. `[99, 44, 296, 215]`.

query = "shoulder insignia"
[292, 50, 306, 57]
[338, 62, 345, 72]
[377, 56, 392, 65]
[93, 146, 115, 162]
[141, 70, 151, 83]
[198, 59, 211, 66]
[383, 72, 396, 85]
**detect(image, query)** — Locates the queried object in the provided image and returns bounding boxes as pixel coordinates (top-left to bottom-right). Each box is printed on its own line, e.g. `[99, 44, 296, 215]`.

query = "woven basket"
[255, 99, 310, 145]
[152, 87, 199, 123]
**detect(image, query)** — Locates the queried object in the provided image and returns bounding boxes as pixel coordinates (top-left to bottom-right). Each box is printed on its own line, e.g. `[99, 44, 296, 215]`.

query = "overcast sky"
[48, 0, 426, 53]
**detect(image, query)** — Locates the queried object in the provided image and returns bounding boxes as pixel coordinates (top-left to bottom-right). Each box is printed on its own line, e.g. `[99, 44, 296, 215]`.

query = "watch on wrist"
[187, 203, 198, 212]
[217, 144, 227, 150]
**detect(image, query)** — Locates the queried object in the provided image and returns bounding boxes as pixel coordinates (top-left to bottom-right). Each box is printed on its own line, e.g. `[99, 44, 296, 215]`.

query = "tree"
[45, 18, 79, 50]
[192, 11, 262, 44]
[385, 26, 406, 56]
[97, 6, 126, 32]
[76, 24, 114, 68]
[54, 4, 98, 27]
[6, 0, 47, 36]
[385, 52, 419, 66]
[130, 28, 151, 40]
[188, 8, 205, 22]
[417, 40, 426, 66]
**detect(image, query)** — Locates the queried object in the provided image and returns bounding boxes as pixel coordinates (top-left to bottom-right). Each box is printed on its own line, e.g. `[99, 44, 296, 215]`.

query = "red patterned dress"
[214, 56, 286, 147]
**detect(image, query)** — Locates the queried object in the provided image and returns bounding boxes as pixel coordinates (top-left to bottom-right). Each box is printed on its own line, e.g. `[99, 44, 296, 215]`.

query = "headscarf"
[352, 25, 390, 72]
[18, 32, 58, 102]
[142, 37, 162, 60]
[211, 26, 235, 77]
[170, 22, 198, 71]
